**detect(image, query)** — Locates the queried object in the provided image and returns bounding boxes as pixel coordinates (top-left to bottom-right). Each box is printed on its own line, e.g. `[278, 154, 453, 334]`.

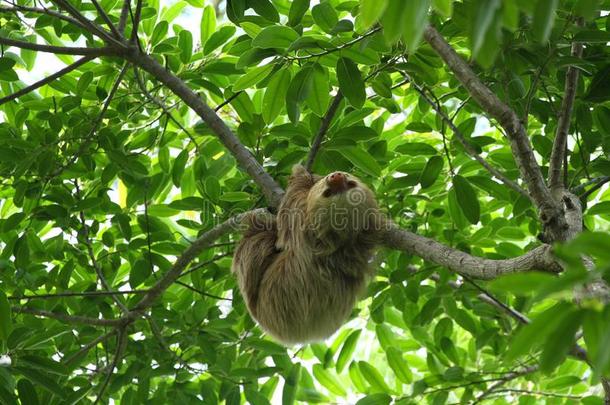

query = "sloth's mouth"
[322, 180, 357, 197]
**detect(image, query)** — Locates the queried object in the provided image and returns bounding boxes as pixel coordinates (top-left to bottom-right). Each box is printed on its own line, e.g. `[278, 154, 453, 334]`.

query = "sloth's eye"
[347, 180, 357, 189]
[322, 189, 332, 198]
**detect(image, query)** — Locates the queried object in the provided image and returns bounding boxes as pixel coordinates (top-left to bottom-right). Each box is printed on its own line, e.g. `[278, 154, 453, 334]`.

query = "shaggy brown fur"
[232, 165, 381, 344]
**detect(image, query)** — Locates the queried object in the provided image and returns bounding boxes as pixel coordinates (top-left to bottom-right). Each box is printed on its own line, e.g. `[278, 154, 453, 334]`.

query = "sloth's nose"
[327, 172, 348, 192]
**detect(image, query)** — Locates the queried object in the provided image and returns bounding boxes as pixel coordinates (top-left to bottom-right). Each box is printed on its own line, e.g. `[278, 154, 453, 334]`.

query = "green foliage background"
[0, 0, 610, 403]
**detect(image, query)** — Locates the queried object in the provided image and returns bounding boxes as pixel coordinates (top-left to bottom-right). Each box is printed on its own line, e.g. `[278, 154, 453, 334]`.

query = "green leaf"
[286, 66, 315, 123]
[263, 68, 292, 124]
[17, 379, 39, 405]
[172, 149, 188, 186]
[489, 272, 557, 295]
[200, 5, 217, 47]
[288, 0, 310, 26]
[14, 366, 64, 398]
[0, 291, 11, 343]
[204, 26, 236, 55]
[151, 21, 168, 47]
[453, 175, 480, 224]
[312, 364, 346, 396]
[178, 30, 193, 64]
[432, 0, 452, 17]
[471, 0, 501, 65]
[360, 0, 388, 29]
[381, 0, 408, 43]
[249, 0, 279, 22]
[334, 126, 377, 142]
[305, 64, 330, 116]
[419, 155, 443, 188]
[386, 347, 413, 383]
[336, 57, 365, 108]
[336, 330, 361, 373]
[252, 26, 299, 49]
[312, 2, 338, 33]
[282, 363, 301, 405]
[540, 310, 582, 373]
[533, 0, 559, 43]
[130, 259, 151, 288]
[402, 0, 430, 52]
[506, 302, 574, 361]
[233, 63, 275, 91]
[358, 361, 392, 392]
[219, 191, 251, 202]
[337, 147, 381, 177]
[356, 394, 392, 405]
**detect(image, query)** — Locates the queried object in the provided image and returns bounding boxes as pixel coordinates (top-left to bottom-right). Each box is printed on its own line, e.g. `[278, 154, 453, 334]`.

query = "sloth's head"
[306, 171, 378, 238]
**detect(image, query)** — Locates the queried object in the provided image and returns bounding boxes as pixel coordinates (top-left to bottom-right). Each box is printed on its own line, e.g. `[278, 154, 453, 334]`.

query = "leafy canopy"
[0, 0, 610, 404]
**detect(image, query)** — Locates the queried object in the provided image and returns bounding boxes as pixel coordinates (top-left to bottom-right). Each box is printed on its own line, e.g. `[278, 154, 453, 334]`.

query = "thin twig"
[94, 327, 128, 404]
[0, 55, 96, 106]
[423, 25, 562, 228]
[9, 289, 151, 300]
[133, 67, 200, 149]
[403, 75, 531, 200]
[76, 181, 129, 315]
[0, 36, 119, 56]
[286, 27, 381, 61]
[574, 176, 610, 200]
[64, 330, 117, 364]
[13, 307, 123, 326]
[90, 0, 121, 38]
[0, 5, 86, 29]
[53, 0, 123, 46]
[548, 18, 584, 190]
[118, 0, 130, 34]
[305, 92, 343, 172]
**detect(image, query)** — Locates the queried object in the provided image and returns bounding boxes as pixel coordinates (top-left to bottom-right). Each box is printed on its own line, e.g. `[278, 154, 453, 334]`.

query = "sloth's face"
[306, 171, 378, 235]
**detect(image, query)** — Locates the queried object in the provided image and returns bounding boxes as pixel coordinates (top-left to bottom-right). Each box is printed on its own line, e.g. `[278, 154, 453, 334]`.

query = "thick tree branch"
[548, 19, 584, 190]
[423, 26, 562, 226]
[127, 50, 284, 206]
[0, 36, 119, 56]
[13, 307, 123, 327]
[382, 222, 561, 279]
[0, 55, 96, 106]
[305, 91, 343, 172]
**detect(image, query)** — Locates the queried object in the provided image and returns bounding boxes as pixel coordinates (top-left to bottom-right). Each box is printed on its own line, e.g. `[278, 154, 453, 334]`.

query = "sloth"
[231, 165, 382, 344]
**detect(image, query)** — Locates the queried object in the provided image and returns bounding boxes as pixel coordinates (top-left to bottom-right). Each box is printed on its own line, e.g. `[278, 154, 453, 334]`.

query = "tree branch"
[13, 307, 123, 327]
[94, 327, 128, 404]
[9, 289, 150, 300]
[382, 222, 561, 279]
[90, 0, 122, 39]
[63, 330, 117, 365]
[127, 50, 284, 206]
[0, 36, 119, 56]
[305, 91, 343, 172]
[53, 0, 123, 46]
[548, 18, 584, 190]
[0, 55, 96, 106]
[118, 0, 130, 34]
[423, 26, 562, 227]
[0, 5, 86, 29]
[573, 176, 610, 200]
